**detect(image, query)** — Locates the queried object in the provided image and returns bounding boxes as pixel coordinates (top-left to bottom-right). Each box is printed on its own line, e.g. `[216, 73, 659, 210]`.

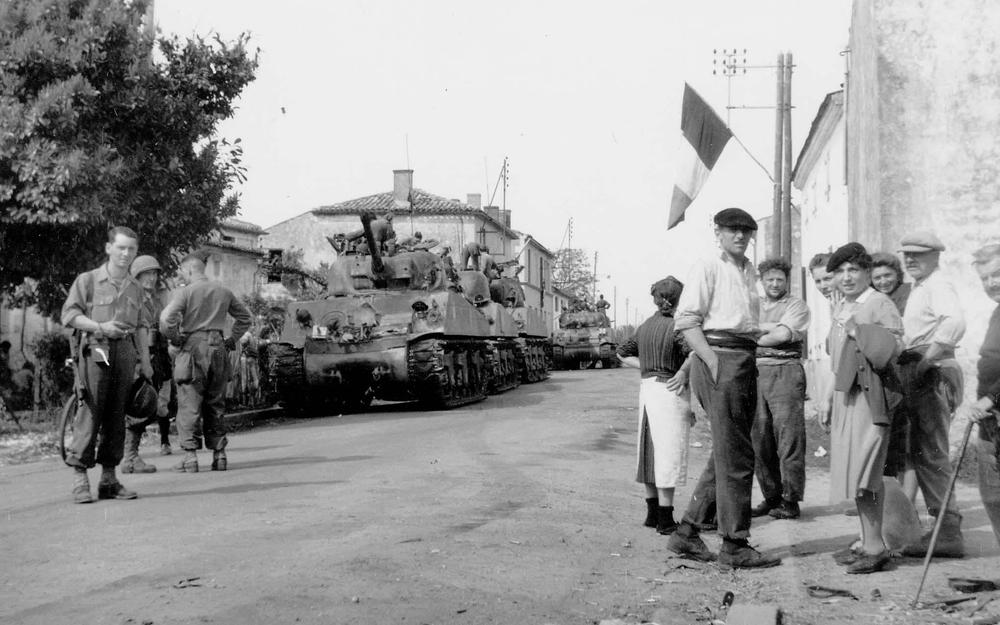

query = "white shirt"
[675, 251, 759, 338]
[902, 269, 966, 349]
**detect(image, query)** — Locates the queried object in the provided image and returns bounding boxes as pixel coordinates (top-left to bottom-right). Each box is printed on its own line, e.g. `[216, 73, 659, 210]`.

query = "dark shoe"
[160, 443, 173, 456]
[72, 470, 93, 504]
[173, 452, 199, 473]
[667, 531, 717, 562]
[643, 497, 658, 528]
[211, 450, 227, 471]
[97, 480, 138, 500]
[694, 518, 718, 533]
[768, 500, 800, 520]
[656, 506, 677, 535]
[121, 456, 157, 474]
[718, 543, 782, 570]
[846, 550, 890, 574]
[832, 545, 862, 566]
[751, 498, 781, 518]
[901, 529, 965, 559]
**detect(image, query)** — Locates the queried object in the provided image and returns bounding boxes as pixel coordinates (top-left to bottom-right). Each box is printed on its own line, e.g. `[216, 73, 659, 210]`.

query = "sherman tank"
[264, 213, 540, 414]
[550, 310, 618, 370]
[489, 276, 550, 383]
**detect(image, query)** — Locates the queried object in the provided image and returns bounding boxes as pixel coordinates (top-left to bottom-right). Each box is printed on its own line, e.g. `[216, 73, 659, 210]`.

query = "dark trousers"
[900, 362, 962, 519]
[751, 362, 806, 502]
[978, 419, 1000, 546]
[680, 348, 757, 541]
[66, 338, 137, 469]
[175, 334, 230, 451]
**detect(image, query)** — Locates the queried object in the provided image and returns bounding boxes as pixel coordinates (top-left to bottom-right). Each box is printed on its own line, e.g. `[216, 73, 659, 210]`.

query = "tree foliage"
[0, 0, 258, 315]
[552, 248, 595, 302]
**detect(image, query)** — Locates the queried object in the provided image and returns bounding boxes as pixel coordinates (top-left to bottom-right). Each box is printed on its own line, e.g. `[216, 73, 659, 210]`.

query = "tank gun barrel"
[360, 212, 385, 274]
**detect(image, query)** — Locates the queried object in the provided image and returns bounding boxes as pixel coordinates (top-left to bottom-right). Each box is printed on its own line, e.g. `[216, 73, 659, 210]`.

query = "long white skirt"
[635, 377, 693, 488]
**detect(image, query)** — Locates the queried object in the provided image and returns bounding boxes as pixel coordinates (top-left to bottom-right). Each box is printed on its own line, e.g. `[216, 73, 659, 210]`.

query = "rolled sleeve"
[928, 280, 966, 347]
[674, 260, 713, 331]
[228, 295, 253, 341]
[159, 291, 186, 345]
[777, 298, 811, 341]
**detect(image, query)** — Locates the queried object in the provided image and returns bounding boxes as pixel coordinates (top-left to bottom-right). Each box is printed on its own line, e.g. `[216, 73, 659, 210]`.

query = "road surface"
[1, 369, 997, 624]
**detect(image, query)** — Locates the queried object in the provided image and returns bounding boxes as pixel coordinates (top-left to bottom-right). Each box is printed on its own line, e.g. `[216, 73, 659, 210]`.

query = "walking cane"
[911, 418, 975, 607]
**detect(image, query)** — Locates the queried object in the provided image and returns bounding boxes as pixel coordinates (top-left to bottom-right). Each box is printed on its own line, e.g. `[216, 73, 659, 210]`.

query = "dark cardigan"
[833, 323, 902, 426]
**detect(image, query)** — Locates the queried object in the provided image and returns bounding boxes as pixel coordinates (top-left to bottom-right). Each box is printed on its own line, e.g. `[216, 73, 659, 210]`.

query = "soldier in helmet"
[120, 255, 176, 473]
[60, 226, 154, 503]
[160, 250, 252, 473]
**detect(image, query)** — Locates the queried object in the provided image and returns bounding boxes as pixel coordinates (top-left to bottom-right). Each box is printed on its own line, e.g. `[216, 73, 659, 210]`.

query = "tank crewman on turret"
[160, 250, 252, 474]
[595, 294, 611, 313]
[61, 226, 154, 503]
[460, 241, 483, 271]
[480, 246, 500, 280]
[397, 231, 423, 251]
[344, 213, 396, 256]
[120, 255, 175, 473]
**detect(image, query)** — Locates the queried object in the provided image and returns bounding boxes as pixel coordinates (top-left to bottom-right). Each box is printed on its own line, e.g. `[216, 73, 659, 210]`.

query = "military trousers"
[751, 362, 807, 502]
[65, 337, 137, 469]
[900, 361, 963, 520]
[174, 332, 230, 452]
[680, 348, 757, 541]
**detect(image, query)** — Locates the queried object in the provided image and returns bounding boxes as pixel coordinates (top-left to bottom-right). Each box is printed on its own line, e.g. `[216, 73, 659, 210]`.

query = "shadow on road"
[234, 454, 375, 470]
[141, 479, 345, 498]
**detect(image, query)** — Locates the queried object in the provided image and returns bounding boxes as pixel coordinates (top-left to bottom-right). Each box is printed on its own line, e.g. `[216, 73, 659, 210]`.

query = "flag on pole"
[668, 83, 732, 229]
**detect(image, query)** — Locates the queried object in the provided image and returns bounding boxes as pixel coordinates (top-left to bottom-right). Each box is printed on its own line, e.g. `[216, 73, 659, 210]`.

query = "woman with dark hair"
[870, 252, 912, 314]
[822, 243, 904, 574]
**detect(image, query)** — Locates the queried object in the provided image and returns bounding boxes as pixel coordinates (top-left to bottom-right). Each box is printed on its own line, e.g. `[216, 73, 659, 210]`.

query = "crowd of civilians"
[620, 207, 1000, 575]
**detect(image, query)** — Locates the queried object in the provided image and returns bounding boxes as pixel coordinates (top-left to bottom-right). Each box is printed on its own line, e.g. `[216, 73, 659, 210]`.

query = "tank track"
[515, 337, 550, 383]
[407, 337, 489, 408]
[485, 339, 520, 394]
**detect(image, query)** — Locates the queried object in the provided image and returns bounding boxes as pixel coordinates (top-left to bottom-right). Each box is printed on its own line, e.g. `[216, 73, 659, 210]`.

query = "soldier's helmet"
[127, 377, 159, 422]
[130, 255, 162, 278]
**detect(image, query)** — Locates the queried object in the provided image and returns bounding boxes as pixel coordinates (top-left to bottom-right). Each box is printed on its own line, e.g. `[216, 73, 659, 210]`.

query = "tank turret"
[551, 309, 618, 370]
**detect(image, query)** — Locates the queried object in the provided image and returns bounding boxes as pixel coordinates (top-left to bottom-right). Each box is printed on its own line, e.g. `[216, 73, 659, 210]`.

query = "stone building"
[847, 0, 1000, 410]
[198, 218, 269, 298]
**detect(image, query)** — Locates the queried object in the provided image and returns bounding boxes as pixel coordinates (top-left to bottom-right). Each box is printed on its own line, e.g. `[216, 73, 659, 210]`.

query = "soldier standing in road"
[667, 207, 781, 569]
[61, 226, 154, 503]
[896, 231, 968, 558]
[750, 258, 811, 520]
[617, 277, 692, 536]
[120, 255, 174, 474]
[160, 251, 252, 473]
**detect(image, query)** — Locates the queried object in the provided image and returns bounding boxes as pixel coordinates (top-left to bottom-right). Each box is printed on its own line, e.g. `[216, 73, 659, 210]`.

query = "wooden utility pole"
[781, 52, 794, 262]
[770, 53, 785, 259]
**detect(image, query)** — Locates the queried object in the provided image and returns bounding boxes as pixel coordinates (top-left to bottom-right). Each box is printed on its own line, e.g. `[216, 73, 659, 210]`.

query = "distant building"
[198, 218, 269, 299]
[511, 233, 556, 331]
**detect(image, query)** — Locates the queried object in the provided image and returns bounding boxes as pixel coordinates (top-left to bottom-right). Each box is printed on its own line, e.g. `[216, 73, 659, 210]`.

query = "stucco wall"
[849, 0, 1000, 434]
[202, 248, 263, 299]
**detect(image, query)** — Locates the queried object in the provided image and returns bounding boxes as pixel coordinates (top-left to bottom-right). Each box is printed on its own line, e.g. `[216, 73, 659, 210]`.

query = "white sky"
[155, 0, 852, 322]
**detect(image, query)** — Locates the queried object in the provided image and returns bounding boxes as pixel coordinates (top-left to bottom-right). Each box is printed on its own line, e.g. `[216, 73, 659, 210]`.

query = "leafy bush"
[31, 331, 74, 407]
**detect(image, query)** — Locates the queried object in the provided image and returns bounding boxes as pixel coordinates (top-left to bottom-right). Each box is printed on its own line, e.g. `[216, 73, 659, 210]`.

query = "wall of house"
[849, 0, 1000, 431]
[203, 247, 263, 299]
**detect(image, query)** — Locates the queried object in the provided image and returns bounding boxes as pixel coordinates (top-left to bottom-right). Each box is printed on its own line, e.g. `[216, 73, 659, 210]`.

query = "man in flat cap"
[160, 249, 252, 473]
[896, 230, 967, 558]
[667, 208, 781, 569]
[617, 277, 692, 537]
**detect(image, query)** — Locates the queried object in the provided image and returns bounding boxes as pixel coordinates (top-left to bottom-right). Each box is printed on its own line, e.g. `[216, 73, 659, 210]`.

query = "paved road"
[2, 368, 997, 625]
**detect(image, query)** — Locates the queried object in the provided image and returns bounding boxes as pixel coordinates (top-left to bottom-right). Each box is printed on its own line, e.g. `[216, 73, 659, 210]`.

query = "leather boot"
[902, 512, 965, 558]
[72, 468, 93, 504]
[643, 497, 658, 528]
[121, 430, 157, 474]
[97, 466, 137, 500]
[173, 451, 199, 473]
[656, 506, 677, 535]
[211, 449, 227, 472]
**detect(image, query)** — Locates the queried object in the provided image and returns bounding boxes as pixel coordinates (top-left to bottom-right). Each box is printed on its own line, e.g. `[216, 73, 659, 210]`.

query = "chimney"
[484, 205, 501, 223]
[500, 209, 511, 228]
[392, 169, 413, 209]
[466, 193, 482, 209]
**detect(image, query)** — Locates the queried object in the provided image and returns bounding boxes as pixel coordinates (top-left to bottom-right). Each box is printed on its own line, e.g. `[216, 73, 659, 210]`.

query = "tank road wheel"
[516, 338, 550, 383]
[486, 340, 519, 395]
[409, 338, 488, 409]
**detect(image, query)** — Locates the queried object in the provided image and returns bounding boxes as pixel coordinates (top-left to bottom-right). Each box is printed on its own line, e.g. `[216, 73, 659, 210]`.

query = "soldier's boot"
[173, 451, 199, 473]
[97, 466, 138, 500]
[902, 512, 965, 558]
[121, 430, 157, 474]
[211, 449, 227, 472]
[72, 467, 93, 504]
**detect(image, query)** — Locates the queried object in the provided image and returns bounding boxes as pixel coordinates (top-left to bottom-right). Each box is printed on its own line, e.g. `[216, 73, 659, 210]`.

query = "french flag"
[668, 84, 732, 230]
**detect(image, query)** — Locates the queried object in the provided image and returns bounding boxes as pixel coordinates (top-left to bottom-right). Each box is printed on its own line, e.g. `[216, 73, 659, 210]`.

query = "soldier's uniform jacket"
[61, 264, 151, 332]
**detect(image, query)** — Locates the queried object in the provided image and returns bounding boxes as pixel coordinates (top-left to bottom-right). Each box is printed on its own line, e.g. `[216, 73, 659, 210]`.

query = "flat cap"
[180, 249, 212, 265]
[899, 230, 945, 253]
[650, 276, 684, 306]
[827, 242, 870, 273]
[714, 207, 758, 230]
